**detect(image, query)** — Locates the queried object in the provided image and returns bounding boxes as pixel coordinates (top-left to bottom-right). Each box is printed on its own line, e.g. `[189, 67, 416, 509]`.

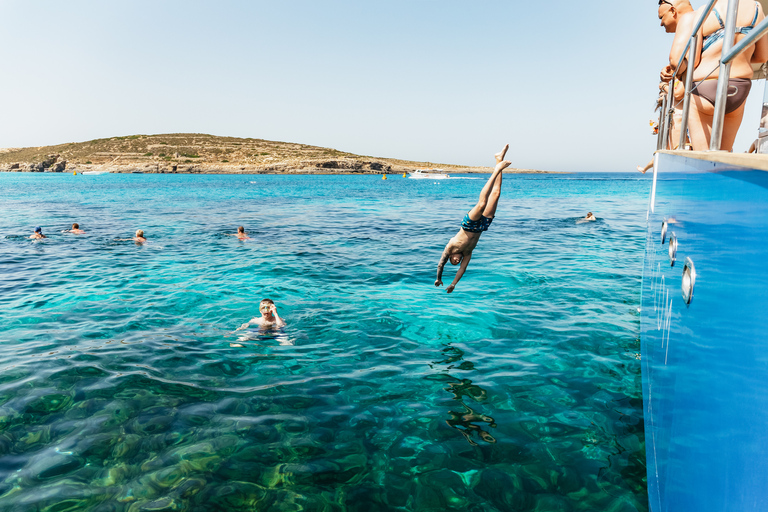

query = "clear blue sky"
[0, 0, 764, 172]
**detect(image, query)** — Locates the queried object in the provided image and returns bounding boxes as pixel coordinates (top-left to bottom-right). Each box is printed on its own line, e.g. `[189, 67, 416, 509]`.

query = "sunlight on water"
[0, 173, 649, 511]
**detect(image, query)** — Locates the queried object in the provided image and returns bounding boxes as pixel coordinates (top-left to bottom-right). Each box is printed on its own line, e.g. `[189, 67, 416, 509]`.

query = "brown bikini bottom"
[691, 78, 752, 114]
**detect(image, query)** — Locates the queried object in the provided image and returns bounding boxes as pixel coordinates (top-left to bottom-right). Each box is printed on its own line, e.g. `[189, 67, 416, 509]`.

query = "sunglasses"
[659, 0, 673, 6]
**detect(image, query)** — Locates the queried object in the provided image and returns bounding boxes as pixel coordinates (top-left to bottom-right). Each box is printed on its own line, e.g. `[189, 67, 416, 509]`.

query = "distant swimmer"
[237, 299, 286, 330]
[435, 144, 511, 293]
[117, 230, 147, 243]
[229, 226, 250, 240]
[62, 223, 85, 234]
[29, 226, 46, 239]
[584, 212, 597, 221]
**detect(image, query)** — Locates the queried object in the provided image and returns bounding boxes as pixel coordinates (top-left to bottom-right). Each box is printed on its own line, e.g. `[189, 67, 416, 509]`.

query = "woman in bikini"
[663, 0, 768, 151]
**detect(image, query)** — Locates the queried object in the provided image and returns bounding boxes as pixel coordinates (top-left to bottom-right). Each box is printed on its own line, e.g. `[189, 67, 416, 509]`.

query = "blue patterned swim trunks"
[461, 212, 493, 233]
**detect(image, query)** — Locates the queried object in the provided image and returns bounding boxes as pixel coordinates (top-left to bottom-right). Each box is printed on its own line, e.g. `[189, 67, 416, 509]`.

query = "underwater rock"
[141, 465, 187, 490]
[99, 400, 140, 429]
[111, 434, 142, 459]
[342, 483, 388, 512]
[128, 496, 181, 512]
[171, 477, 207, 499]
[129, 410, 175, 435]
[534, 494, 575, 512]
[280, 418, 309, 434]
[234, 419, 279, 443]
[555, 465, 585, 495]
[24, 448, 85, 481]
[416, 469, 472, 510]
[605, 496, 643, 512]
[261, 461, 341, 487]
[96, 462, 132, 487]
[473, 468, 533, 511]
[74, 433, 117, 460]
[141, 454, 173, 473]
[24, 393, 72, 415]
[210, 434, 240, 457]
[19, 426, 52, 451]
[200, 481, 268, 509]
[64, 398, 111, 421]
[0, 433, 13, 455]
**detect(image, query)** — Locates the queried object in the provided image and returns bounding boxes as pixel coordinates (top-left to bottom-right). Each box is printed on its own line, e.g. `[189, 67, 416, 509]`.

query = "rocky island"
[0, 133, 554, 174]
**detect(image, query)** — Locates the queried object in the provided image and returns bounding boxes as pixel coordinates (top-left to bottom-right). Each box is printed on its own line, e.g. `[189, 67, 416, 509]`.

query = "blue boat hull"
[641, 153, 768, 512]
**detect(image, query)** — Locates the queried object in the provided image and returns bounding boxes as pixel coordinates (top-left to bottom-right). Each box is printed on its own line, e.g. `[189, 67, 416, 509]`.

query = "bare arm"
[671, 13, 698, 72]
[236, 317, 257, 331]
[446, 253, 472, 293]
[271, 306, 286, 328]
[435, 244, 451, 287]
[752, 5, 768, 63]
[662, 12, 699, 81]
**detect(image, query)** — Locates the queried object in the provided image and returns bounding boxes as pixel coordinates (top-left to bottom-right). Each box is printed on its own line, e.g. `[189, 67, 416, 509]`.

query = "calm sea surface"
[0, 172, 650, 511]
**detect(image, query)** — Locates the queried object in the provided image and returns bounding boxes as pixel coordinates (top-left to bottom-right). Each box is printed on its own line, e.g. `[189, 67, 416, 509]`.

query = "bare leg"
[688, 96, 713, 151]
[494, 143, 509, 163]
[721, 105, 746, 152]
[482, 172, 503, 218]
[688, 94, 746, 152]
[468, 145, 511, 220]
[469, 160, 510, 219]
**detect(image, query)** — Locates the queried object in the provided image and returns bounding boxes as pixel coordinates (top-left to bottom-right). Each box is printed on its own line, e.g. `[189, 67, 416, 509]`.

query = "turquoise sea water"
[0, 172, 649, 511]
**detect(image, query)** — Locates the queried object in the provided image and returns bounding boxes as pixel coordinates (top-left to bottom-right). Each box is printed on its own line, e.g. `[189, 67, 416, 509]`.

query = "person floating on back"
[435, 144, 511, 293]
[237, 299, 286, 330]
[29, 226, 46, 239]
[229, 226, 250, 240]
[62, 223, 85, 234]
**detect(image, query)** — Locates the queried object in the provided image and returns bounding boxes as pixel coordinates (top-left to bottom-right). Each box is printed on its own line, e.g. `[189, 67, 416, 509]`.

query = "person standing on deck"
[435, 145, 511, 293]
[659, 0, 768, 151]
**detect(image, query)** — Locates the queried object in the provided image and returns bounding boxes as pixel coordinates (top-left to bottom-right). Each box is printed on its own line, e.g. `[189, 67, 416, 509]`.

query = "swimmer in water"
[229, 226, 250, 240]
[237, 299, 286, 330]
[62, 223, 85, 234]
[435, 144, 511, 293]
[117, 230, 146, 243]
[231, 298, 286, 347]
[584, 212, 597, 221]
[29, 226, 46, 239]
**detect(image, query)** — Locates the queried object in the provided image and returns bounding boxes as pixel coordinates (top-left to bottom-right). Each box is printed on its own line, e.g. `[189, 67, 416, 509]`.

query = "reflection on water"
[446, 403, 497, 446]
[431, 344, 498, 446]
[0, 173, 649, 511]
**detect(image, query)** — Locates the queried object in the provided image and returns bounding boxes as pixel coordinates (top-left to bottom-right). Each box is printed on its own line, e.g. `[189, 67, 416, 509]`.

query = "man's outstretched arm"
[436, 245, 451, 286]
[446, 254, 471, 293]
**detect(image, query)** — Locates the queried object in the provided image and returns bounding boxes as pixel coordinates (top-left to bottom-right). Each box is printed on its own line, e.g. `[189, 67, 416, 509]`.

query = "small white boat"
[409, 169, 450, 179]
[81, 170, 111, 175]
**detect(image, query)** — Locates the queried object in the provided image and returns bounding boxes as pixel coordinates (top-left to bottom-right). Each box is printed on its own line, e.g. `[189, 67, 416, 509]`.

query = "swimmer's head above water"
[35, 226, 42, 233]
[136, 230, 144, 238]
[237, 226, 245, 234]
[260, 298, 275, 315]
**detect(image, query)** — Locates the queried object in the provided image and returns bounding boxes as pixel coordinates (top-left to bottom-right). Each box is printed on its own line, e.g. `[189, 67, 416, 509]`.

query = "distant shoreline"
[0, 133, 562, 175]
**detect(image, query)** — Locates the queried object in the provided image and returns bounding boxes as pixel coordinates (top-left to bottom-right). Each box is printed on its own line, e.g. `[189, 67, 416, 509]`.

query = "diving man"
[435, 144, 511, 293]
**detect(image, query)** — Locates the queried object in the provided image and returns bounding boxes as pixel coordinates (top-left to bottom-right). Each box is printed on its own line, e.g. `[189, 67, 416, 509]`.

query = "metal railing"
[657, 0, 768, 152]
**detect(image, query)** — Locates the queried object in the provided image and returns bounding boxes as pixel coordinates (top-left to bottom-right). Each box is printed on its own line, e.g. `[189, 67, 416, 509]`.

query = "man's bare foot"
[230, 343, 244, 348]
[495, 160, 512, 172]
[495, 144, 510, 163]
[637, 165, 648, 174]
